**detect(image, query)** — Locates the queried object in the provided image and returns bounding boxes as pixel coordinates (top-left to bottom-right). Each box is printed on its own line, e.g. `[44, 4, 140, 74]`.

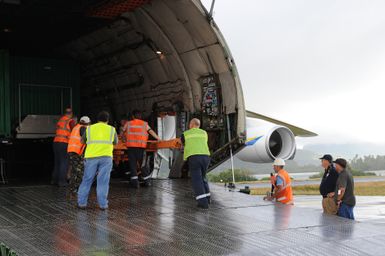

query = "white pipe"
[226, 115, 235, 186]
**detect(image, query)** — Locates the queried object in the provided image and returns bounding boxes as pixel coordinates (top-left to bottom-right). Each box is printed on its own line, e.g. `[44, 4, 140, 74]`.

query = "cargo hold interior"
[0, 0, 245, 184]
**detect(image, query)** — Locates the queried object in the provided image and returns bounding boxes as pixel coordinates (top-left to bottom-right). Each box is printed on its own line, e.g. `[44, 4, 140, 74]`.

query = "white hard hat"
[273, 158, 285, 166]
[80, 116, 91, 124]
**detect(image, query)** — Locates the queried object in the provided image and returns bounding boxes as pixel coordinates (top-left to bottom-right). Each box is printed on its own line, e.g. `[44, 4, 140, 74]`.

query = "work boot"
[77, 205, 87, 210]
[197, 197, 209, 209]
[67, 190, 77, 201]
[197, 204, 209, 209]
[58, 182, 68, 187]
[141, 180, 152, 187]
[129, 180, 139, 189]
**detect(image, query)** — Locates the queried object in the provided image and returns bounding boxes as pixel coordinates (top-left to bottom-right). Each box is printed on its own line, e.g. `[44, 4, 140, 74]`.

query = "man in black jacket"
[319, 154, 339, 214]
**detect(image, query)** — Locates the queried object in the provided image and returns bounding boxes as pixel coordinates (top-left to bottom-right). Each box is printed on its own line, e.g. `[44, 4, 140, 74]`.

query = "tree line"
[208, 154, 385, 183]
[207, 169, 259, 183]
[350, 155, 385, 171]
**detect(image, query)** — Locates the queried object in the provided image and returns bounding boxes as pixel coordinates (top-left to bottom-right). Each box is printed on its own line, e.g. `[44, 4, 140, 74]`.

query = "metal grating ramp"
[0, 180, 384, 255]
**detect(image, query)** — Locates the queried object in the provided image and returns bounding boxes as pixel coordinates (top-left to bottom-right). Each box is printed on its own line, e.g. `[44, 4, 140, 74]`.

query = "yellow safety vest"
[183, 128, 210, 160]
[84, 122, 116, 158]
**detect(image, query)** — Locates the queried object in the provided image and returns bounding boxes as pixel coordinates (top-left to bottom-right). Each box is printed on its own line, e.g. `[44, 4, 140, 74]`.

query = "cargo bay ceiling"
[0, 0, 245, 136]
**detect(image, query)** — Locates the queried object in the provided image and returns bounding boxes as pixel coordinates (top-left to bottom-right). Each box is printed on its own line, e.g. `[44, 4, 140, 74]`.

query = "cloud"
[202, 0, 385, 145]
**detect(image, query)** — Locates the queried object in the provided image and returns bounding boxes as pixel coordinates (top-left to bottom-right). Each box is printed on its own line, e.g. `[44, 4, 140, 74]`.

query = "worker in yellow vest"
[67, 116, 91, 195]
[271, 158, 294, 204]
[77, 111, 118, 210]
[52, 108, 76, 187]
[181, 118, 211, 209]
[122, 109, 161, 188]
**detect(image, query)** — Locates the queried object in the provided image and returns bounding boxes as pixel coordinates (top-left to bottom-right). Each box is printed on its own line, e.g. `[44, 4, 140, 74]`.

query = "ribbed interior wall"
[66, 0, 238, 120]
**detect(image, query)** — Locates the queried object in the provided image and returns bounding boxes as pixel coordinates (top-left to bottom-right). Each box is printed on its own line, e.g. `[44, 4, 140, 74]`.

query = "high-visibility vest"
[125, 119, 149, 148]
[84, 123, 116, 158]
[275, 169, 294, 204]
[183, 128, 210, 160]
[67, 124, 86, 155]
[54, 115, 72, 143]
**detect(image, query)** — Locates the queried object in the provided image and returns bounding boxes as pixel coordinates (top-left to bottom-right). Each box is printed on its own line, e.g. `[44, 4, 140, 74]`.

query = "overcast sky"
[201, 0, 385, 147]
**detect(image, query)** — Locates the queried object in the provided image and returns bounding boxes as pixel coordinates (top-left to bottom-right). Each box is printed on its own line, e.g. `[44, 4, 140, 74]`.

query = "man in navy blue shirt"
[319, 154, 339, 214]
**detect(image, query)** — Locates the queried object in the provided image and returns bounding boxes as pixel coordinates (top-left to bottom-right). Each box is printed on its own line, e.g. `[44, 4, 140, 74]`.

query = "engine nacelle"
[236, 118, 296, 163]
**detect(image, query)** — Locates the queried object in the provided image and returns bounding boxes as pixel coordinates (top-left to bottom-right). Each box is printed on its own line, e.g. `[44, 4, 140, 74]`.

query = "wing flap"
[246, 110, 317, 137]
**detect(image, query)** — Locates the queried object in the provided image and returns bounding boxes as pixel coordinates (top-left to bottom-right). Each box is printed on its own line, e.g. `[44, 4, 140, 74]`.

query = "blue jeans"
[338, 202, 355, 220]
[77, 157, 113, 208]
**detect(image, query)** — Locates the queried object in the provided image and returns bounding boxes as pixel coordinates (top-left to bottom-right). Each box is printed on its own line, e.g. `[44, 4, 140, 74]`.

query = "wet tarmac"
[1, 180, 385, 255]
[295, 195, 385, 222]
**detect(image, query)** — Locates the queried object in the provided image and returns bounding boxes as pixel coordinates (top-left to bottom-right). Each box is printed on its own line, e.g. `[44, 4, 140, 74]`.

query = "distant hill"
[303, 143, 385, 159]
[211, 144, 385, 175]
[292, 149, 320, 165]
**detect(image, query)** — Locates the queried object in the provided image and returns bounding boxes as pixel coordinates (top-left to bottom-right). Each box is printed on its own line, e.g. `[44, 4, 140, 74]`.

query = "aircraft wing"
[246, 110, 317, 137]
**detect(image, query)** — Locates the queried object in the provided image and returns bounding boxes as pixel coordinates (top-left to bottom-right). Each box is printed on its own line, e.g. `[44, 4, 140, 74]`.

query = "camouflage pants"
[68, 152, 84, 194]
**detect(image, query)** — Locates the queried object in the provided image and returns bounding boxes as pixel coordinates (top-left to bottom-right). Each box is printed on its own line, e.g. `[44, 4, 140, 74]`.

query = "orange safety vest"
[125, 119, 149, 148]
[67, 124, 86, 155]
[54, 115, 72, 143]
[275, 169, 293, 204]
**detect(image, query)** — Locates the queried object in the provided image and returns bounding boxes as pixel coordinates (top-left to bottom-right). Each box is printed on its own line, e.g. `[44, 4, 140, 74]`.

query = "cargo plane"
[3, 1, 379, 256]
[0, 0, 316, 179]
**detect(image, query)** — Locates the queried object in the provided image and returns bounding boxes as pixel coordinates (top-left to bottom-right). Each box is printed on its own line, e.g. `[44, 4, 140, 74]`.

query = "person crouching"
[264, 158, 293, 205]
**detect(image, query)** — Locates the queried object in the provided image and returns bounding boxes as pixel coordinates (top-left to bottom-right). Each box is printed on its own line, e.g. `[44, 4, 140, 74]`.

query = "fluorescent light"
[156, 50, 162, 55]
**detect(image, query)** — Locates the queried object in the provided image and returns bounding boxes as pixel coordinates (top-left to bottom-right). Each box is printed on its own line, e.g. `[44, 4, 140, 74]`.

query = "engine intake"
[236, 118, 296, 163]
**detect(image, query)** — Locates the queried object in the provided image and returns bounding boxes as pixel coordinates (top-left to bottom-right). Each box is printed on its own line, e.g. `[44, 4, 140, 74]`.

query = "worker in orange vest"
[67, 116, 91, 194]
[270, 158, 293, 204]
[119, 116, 129, 136]
[122, 109, 161, 188]
[52, 108, 76, 187]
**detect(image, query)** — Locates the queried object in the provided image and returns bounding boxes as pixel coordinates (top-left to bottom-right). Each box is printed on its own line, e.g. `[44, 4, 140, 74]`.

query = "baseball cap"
[319, 154, 333, 162]
[333, 158, 347, 168]
[80, 116, 91, 124]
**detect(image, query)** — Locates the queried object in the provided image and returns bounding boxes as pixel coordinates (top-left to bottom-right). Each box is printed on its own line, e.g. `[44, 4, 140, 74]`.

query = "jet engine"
[236, 118, 296, 163]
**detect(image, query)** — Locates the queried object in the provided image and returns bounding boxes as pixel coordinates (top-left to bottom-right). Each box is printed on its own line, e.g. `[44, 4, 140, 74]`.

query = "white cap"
[80, 116, 91, 124]
[273, 158, 285, 166]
